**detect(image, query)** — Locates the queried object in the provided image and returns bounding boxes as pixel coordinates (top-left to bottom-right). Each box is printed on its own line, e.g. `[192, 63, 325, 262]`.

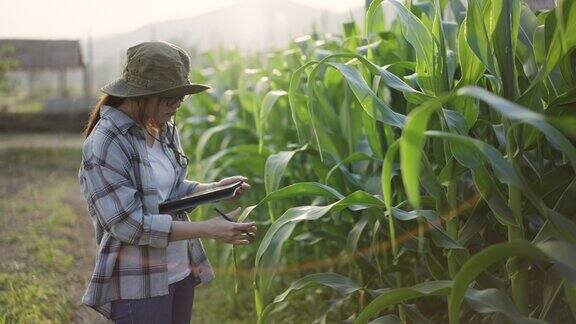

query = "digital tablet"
[159, 180, 244, 214]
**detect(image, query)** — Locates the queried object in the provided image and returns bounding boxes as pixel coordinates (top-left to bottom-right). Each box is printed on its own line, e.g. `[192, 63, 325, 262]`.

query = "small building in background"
[0, 39, 94, 113]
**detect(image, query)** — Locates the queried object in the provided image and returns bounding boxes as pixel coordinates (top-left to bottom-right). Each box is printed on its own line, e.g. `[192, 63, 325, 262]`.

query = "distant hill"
[85, 0, 368, 94]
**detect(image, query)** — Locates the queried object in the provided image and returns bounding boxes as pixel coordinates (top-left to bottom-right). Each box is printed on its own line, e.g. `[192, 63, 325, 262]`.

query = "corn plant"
[178, 0, 576, 322]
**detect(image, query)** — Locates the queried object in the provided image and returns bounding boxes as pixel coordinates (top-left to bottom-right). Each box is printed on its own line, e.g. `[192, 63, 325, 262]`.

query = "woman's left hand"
[215, 176, 251, 201]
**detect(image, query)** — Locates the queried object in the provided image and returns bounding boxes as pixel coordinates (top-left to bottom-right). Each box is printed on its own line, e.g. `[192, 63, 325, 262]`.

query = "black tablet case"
[159, 180, 243, 214]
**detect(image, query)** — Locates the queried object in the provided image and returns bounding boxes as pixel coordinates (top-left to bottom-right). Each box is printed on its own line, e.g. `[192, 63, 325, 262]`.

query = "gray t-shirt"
[147, 137, 191, 284]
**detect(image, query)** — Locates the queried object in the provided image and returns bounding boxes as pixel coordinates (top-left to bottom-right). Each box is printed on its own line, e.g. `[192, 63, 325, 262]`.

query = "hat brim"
[100, 78, 211, 98]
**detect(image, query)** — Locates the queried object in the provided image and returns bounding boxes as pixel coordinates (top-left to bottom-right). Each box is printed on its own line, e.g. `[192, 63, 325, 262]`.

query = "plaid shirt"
[77, 104, 215, 320]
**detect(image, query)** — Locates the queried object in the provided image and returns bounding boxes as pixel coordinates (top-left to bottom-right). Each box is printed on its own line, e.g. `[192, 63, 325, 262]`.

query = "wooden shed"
[0, 39, 91, 99]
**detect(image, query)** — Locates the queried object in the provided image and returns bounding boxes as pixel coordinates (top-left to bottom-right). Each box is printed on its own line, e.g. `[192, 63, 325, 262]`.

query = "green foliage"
[179, 0, 576, 322]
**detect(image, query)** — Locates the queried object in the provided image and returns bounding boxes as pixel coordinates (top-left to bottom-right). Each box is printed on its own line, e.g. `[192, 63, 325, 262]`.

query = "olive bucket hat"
[100, 41, 211, 98]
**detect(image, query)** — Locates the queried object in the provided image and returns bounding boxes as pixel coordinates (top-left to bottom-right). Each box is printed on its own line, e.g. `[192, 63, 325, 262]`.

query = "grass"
[0, 177, 78, 323]
[0, 146, 82, 175]
[0, 273, 69, 323]
[0, 142, 85, 323]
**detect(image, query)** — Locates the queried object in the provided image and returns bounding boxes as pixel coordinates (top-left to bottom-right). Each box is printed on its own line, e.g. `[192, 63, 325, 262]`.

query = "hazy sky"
[0, 0, 363, 39]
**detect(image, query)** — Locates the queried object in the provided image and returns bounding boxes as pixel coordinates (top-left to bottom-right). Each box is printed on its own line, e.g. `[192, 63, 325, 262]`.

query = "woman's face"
[145, 96, 185, 126]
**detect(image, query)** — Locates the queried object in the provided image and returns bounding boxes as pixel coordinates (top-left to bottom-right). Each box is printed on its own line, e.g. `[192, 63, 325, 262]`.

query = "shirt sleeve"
[82, 137, 173, 248]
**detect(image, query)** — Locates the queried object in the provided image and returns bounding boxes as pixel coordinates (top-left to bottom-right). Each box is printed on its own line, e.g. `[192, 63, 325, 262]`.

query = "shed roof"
[0, 39, 84, 71]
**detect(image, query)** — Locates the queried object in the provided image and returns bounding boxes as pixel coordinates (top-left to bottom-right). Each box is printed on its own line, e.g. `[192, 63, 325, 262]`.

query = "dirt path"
[0, 132, 105, 323]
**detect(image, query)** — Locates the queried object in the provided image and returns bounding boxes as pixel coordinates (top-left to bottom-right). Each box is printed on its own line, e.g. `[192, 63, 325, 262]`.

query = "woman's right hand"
[201, 207, 257, 245]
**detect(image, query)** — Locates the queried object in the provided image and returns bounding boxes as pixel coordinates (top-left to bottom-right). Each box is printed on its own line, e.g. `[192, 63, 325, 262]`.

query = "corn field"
[178, 0, 576, 322]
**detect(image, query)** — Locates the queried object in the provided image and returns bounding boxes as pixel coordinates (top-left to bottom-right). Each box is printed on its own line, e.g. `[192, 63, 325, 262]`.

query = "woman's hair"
[82, 94, 164, 139]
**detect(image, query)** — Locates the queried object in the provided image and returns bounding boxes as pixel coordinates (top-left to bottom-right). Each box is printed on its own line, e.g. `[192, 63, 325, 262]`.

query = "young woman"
[78, 41, 257, 324]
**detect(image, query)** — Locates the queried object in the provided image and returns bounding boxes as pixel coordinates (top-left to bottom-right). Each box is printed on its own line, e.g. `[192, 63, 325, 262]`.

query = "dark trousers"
[111, 273, 195, 324]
